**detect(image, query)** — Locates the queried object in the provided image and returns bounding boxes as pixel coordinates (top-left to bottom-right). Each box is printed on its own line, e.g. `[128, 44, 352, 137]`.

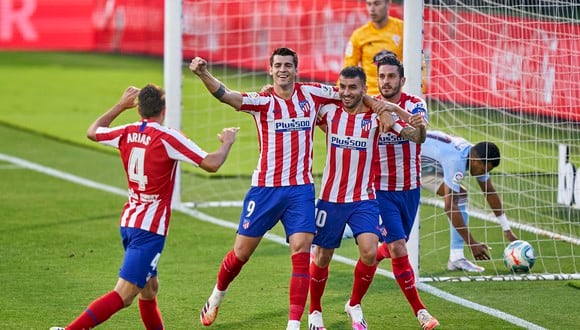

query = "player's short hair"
[374, 50, 404, 78]
[472, 142, 501, 168]
[340, 66, 367, 86]
[138, 84, 165, 118]
[270, 47, 298, 68]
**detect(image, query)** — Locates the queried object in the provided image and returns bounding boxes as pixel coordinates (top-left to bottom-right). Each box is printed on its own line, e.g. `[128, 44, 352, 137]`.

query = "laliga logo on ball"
[557, 144, 580, 209]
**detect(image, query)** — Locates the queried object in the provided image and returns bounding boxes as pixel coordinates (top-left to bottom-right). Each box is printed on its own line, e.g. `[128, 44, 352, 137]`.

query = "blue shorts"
[313, 199, 380, 249]
[119, 227, 166, 288]
[238, 184, 316, 239]
[376, 188, 420, 243]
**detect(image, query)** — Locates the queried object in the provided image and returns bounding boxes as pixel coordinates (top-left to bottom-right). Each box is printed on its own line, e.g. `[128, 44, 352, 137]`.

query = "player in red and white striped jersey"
[309, 66, 398, 330]
[190, 48, 347, 330]
[51, 84, 237, 330]
[191, 48, 397, 330]
[373, 52, 439, 330]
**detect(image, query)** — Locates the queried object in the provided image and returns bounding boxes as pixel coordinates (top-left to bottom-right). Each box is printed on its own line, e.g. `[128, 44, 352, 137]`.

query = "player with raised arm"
[421, 130, 518, 273]
[50, 84, 238, 330]
[371, 51, 439, 329]
[191, 47, 352, 330]
[308, 66, 396, 330]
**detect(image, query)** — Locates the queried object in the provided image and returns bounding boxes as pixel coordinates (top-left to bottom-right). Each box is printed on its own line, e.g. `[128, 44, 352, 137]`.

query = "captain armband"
[212, 84, 226, 99]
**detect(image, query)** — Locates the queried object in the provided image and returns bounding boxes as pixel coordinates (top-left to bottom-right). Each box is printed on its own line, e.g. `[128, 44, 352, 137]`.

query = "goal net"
[176, 0, 580, 281]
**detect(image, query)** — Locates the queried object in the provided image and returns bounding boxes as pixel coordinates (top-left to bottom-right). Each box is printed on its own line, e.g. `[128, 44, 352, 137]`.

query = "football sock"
[376, 242, 391, 262]
[216, 249, 247, 291]
[392, 255, 425, 315]
[139, 298, 164, 330]
[450, 198, 469, 252]
[309, 262, 329, 313]
[67, 290, 124, 330]
[289, 252, 310, 321]
[349, 259, 377, 306]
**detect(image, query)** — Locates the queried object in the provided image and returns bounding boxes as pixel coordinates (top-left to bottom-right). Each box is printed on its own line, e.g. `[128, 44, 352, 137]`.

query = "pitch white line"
[0, 152, 546, 330]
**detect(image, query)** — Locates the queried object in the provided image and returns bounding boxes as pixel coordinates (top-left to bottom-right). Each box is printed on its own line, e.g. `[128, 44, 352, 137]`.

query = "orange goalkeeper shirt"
[344, 18, 404, 96]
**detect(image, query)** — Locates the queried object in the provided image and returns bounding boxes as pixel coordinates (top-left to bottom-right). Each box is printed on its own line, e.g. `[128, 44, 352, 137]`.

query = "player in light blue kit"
[421, 130, 518, 272]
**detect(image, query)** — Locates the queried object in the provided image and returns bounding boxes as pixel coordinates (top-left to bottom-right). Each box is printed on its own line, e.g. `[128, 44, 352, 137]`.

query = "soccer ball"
[503, 240, 536, 272]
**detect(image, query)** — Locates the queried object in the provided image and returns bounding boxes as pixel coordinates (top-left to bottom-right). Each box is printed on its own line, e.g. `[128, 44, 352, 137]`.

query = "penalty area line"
[0, 152, 546, 330]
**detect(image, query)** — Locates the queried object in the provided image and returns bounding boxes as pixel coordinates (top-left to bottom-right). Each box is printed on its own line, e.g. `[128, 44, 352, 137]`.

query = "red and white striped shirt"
[239, 82, 337, 187]
[374, 92, 429, 191]
[318, 103, 380, 203]
[96, 121, 208, 236]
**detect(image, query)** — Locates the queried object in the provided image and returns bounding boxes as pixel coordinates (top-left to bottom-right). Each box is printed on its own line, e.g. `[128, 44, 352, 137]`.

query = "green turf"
[1, 51, 579, 328]
[2, 123, 579, 329]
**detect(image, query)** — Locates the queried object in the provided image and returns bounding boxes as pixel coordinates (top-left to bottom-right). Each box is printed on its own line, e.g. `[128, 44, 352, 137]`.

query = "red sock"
[349, 259, 377, 306]
[309, 262, 329, 313]
[289, 252, 310, 321]
[139, 298, 164, 330]
[392, 255, 425, 315]
[376, 242, 391, 262]
[67, 291, 124, 330]
[216, 249, 247, 291]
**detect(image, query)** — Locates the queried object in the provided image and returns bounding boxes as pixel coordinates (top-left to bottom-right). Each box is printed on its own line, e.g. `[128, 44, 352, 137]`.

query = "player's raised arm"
[189, 57, 243, 110]
[399, 113, 427, 143]
[199, 127, 239, 173]
[87, 86, 139, 141]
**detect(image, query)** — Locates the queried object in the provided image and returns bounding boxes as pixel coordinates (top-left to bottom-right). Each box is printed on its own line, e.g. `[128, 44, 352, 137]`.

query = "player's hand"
[378, 111, 395, 133]
[189, 57, 208, 75]
[408, 114, 427, 129]
[504, 230, 519, 242]
[218, 127, 240, 144]
[469, 242, 491, 260]
[118, 86, 139, 110]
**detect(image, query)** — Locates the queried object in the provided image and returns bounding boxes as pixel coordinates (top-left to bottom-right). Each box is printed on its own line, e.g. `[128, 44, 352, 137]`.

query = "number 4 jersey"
[95, 120, 208, 236]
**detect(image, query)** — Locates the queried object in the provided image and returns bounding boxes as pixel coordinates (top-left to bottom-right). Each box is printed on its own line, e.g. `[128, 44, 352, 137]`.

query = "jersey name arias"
[95, 121, 207, 236]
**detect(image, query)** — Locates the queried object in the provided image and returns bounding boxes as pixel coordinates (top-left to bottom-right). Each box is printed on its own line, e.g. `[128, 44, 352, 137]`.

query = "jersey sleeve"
[95, 124, 130, 148]
[239, 91, 271, 113]
[344, 29, 362, 67]
[161, 129, 208, 166]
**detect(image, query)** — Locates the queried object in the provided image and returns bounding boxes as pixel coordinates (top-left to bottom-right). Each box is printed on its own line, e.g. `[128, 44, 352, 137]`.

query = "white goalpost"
[166, 0, 580, 282]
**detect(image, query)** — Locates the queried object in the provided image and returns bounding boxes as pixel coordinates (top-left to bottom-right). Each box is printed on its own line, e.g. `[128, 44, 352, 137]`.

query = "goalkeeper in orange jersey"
[344, 0, 403, 96]
[345, 0, 426, 95]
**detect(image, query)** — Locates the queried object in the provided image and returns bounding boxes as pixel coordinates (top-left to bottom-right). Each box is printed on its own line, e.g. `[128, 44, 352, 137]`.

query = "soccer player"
[308, 66, 391, 330]
[190, 47, 350, 330]
[50, 84, 238, 330]
[421, 130, 518, 272]
[344, 0, 403, 96]
[372, 52, 440, 329]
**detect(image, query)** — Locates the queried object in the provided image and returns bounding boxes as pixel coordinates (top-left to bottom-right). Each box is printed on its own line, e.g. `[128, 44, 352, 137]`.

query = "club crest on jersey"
[299, 100, 311, 115]
[361, 119, 373, 132]
[242, 219, 251, 230]
[275, 117, 311, 132]
[330, 134, 367, 151]
[452, 172, 465, 184]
